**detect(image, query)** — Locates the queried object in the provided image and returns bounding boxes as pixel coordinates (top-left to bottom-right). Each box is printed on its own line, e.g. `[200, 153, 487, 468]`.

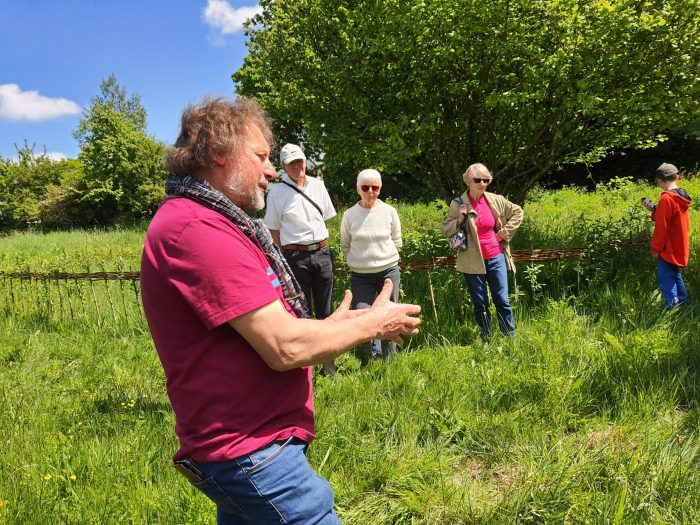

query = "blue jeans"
[463, 252, 515, 338]
[191, 437, 340, 525]
[657, 257, 688, 309]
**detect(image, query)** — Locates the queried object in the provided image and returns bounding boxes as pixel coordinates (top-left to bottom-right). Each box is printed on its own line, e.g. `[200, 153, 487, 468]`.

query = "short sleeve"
[320, 181, 337, 220]
[166, 217, 281, 329]
[263, 188, 283, 230]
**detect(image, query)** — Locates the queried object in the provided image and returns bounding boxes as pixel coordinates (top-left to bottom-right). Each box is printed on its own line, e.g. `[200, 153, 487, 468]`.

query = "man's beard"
[223, 171, 265, 213]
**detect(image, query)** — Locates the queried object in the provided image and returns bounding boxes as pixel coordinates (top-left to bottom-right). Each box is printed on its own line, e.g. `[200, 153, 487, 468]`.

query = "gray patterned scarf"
[165, 173, 309, 319]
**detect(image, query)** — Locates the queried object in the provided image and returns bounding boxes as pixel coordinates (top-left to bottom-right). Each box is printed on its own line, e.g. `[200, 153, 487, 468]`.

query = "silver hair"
[356, 168, 382, 187]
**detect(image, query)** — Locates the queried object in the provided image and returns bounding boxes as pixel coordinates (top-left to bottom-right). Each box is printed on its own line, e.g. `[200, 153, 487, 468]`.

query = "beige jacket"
[441, 191, 524, 274]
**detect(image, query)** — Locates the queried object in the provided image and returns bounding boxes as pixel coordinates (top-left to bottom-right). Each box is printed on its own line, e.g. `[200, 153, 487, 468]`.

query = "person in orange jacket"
[648, 163, 692, 308]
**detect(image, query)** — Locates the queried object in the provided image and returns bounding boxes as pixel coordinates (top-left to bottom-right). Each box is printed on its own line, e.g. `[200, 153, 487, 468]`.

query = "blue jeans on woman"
[657, 257, 688, 309]
[462, 252, 515, 339]
[190, 437, 340, 525]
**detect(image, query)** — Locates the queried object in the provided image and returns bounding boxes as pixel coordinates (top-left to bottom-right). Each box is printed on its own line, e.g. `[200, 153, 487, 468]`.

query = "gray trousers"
[350, 265, 401, 365]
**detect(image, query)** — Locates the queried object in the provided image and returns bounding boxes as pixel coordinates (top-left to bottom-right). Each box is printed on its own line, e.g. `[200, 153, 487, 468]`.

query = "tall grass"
[1, 177, 699, 523]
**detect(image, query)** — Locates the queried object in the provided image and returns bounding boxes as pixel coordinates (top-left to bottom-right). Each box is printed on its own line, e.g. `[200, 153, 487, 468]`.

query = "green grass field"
[1, 178, 699, 524]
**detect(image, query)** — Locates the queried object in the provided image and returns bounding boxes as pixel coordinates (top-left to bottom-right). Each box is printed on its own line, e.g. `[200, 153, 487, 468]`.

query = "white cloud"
[5, 151, 68, 163]
[202, 0, 262, 36]
[0, 84, 82, 121]
[45, 151, 68, 162]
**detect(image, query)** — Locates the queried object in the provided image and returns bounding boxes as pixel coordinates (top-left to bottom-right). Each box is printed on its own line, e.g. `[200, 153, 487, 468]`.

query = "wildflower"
[69, 475, 76, 481]
[43, 473, 52, 481]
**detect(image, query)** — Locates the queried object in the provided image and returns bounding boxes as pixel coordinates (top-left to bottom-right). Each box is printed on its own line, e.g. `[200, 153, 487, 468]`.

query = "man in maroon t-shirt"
[140, 97, 421, 525]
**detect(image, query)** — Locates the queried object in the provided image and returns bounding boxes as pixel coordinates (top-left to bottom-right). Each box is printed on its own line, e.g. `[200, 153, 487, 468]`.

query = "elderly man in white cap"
[265, 144, 338, 374]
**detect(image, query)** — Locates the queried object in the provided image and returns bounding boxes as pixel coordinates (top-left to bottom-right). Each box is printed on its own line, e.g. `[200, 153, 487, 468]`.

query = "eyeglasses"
[360, 184, 380, 192]
[472, 178, 491, 184]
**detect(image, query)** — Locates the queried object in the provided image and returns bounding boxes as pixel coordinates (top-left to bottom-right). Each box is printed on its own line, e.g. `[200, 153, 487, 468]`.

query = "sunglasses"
[361, 184, 381, 192]
[472, 178, 491, 184]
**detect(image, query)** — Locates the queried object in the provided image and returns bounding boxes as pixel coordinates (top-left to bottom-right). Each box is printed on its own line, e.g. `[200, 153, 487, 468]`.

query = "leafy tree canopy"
[234, 0, 700, 202]
[72, 76, 166, 224]
[74, 73, 147, 144]
[0, 142, 82, 227]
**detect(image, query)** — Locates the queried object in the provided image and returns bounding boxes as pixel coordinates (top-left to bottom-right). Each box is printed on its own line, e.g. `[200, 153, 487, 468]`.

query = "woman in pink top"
[442, 163, 523, 340]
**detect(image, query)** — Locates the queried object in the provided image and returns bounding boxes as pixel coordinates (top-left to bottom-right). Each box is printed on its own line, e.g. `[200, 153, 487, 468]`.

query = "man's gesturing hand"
[368, 279, 421, 344]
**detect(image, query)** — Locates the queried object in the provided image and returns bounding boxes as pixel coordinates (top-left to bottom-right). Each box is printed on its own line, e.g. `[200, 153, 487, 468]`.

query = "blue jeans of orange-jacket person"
[462, 252, 515, 339]
[657, 257, 688, 309]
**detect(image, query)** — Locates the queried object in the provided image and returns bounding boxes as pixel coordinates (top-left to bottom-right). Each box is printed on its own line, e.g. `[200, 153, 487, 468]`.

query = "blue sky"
[0, 0, 261, 160]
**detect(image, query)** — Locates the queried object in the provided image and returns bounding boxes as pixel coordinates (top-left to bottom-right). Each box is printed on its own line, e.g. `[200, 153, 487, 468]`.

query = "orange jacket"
[651, 189, 691, 267]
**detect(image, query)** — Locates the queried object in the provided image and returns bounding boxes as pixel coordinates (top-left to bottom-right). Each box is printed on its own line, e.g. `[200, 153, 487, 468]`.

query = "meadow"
[1, 177, 699, 524]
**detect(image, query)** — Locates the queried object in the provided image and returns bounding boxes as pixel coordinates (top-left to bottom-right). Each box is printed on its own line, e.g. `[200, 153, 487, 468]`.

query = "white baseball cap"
[279, 143, 306, 165]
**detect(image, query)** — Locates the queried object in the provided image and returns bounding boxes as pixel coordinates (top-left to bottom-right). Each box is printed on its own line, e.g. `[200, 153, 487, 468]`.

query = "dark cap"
[656, 163, 679, 179]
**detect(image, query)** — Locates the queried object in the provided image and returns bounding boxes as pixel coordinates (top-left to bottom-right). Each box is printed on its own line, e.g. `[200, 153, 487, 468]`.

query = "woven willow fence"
[1, 271, 143, 329]
[0, 247, 601, 329]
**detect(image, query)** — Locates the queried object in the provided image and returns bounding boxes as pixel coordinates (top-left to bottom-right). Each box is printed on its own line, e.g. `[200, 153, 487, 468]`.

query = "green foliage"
[75, 107, 167, 222]
[1, 295, 699, 522]
[68, 75, 166, 226]
[0, 143, 82, 228]
[0, 76, 166, 230]
[2, 180, 700, 522]
[235, 0, 700, 202]
[73, 74, 147, 139]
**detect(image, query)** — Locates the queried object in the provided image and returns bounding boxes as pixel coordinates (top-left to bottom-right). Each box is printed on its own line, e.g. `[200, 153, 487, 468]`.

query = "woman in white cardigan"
[340, 169, 403, 365]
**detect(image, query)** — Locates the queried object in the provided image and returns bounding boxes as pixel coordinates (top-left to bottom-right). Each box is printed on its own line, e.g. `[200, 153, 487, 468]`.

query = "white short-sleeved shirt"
[264, 174, 337, 246]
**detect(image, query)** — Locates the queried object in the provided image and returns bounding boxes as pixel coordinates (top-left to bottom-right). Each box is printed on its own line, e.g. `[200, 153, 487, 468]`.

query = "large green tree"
[234, 0, 700, 201]
[72, 75, 166, 223]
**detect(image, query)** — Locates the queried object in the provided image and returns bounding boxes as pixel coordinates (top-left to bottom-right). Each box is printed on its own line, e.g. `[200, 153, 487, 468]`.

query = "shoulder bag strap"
[280, 180, 324, 218]
[454, 197, 467, 228]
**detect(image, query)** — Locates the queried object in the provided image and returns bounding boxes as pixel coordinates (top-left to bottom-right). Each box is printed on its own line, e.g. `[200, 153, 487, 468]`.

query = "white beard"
[223, 170, 265, 213]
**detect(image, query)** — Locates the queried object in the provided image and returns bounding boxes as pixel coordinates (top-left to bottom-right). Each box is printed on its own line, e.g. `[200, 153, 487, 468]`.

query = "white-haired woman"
[441, 163, 523, 340]
[340, 169, 402, 365]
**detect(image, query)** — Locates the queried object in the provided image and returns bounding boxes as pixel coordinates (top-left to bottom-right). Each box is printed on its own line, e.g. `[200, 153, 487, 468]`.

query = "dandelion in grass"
[69, 475, 76, 481]
[43, 473, 52, 481]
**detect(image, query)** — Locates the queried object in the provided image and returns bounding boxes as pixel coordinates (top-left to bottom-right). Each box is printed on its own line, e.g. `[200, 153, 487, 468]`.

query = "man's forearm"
[230, 283, 420, 371]
[230, 302, 378, 371]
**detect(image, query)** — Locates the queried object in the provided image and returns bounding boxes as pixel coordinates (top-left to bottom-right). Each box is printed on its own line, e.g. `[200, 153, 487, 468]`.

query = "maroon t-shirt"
[141, 197, 315, 462]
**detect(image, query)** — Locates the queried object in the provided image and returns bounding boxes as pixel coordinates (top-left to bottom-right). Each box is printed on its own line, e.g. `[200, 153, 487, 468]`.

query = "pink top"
[468, 194, 503, 260]
[141, 197, 315, 462]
